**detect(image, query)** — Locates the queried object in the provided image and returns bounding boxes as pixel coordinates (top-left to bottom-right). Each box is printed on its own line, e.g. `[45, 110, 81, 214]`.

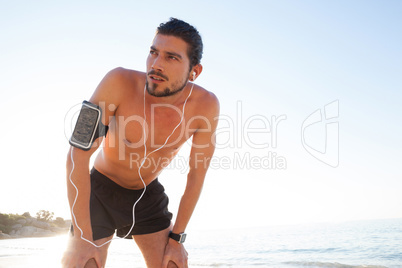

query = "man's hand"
[61, 237, 104, 268]
[162, 239, 188, 268]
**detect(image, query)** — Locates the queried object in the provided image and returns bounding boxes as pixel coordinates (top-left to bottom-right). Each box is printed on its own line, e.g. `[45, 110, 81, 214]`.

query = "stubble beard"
[146, 76, 188, 97]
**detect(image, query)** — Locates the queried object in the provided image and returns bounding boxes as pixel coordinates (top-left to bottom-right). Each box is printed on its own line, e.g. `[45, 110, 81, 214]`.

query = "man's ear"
[190, 64, 203, 81]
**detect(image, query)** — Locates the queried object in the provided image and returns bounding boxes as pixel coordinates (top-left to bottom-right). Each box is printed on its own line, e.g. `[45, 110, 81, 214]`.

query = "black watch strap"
[168, 231, 187, 243]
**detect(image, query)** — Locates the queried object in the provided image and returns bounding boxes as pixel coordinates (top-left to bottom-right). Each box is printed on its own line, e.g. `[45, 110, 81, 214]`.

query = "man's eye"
[150, 51, 156, 55]
[169, 56, 177, 60]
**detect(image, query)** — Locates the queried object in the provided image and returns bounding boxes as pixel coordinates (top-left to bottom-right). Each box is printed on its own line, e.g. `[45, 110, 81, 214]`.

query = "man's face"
[146, 34, 191, 97]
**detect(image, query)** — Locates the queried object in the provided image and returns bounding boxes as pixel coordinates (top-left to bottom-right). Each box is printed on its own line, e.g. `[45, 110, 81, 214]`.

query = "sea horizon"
[1, 218, 401, 268]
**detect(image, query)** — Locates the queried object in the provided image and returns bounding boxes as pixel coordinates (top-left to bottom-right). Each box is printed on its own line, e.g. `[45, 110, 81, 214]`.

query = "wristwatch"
[168, 231, 187, 244]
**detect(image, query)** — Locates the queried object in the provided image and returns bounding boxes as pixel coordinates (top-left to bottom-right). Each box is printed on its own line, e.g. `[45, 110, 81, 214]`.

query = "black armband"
[69, 101, 108, 151]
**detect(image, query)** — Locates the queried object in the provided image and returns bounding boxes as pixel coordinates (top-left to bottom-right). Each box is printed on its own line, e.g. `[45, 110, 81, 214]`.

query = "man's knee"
[84, 258, 98, 268]
[167, 260, 179, 268]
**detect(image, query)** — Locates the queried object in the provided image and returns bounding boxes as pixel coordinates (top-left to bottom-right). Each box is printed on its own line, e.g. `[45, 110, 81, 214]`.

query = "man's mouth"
[148, 72, 168, 83]
[150, 75, 164, 81]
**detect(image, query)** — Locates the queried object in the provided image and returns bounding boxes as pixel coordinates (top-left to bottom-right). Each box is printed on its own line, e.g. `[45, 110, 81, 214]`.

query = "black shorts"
[71, 168, 173, 241]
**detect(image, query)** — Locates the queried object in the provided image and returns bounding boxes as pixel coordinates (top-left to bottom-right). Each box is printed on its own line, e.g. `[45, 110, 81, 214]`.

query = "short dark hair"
[156, 18, 203, 69]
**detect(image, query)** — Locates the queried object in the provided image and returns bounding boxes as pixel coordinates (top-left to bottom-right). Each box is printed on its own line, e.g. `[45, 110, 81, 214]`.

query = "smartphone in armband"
[69, 101, 108, 151]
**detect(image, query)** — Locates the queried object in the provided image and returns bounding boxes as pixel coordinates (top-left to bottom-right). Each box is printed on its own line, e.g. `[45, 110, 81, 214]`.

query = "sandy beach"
[0, 255, 62, 268]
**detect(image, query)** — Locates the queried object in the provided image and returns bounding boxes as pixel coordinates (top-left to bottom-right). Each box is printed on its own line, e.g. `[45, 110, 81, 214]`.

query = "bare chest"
[113, 99, 196, 153]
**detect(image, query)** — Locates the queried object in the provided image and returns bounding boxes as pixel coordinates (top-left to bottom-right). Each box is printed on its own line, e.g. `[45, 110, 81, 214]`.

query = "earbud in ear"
[192, 72, 196, 80]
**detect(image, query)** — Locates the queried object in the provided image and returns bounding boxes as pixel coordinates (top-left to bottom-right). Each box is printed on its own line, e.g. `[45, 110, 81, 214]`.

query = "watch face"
[169, 232, 187, 243]
[180, 233, 187, 243]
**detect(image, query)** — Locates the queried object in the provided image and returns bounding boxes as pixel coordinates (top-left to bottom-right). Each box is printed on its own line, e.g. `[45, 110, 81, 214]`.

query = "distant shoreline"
[0, 212, 71, 239]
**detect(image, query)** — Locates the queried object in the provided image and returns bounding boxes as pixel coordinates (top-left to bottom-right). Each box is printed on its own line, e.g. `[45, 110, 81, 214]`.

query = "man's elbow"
[66, 145, 93, 168]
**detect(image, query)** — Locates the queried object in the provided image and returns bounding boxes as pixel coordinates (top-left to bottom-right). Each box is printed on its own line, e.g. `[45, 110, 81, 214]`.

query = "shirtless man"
[62, 18, 219, 268]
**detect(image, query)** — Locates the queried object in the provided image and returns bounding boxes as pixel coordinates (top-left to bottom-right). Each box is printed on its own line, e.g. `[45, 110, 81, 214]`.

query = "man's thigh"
[83, 235, 113, 268]
[133, 226, 177, 268]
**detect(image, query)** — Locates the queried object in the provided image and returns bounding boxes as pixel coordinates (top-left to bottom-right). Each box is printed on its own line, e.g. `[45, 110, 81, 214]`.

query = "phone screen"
[70, 105, 100, 148]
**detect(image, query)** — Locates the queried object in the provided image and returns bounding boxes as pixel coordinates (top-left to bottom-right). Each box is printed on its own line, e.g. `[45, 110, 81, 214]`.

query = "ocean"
[0, 218, 401, 267]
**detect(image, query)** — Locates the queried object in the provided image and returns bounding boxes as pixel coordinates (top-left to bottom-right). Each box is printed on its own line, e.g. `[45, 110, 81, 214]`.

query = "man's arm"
[63, 143, 103, 267]
[62, 68, 125, 268]
[162, 92, 220, 268]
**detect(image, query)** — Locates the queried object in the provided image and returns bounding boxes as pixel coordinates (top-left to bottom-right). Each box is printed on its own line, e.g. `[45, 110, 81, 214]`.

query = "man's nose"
[151, 56, 164, 72]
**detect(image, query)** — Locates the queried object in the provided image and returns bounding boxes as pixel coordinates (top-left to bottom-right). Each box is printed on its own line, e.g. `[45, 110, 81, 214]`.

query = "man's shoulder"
[194, 85, 219, 107]
[192, 84, 220, 116]
[101, 67, 146, 97]
[106, 67, 145, 83]
[90, 67, 146, 106]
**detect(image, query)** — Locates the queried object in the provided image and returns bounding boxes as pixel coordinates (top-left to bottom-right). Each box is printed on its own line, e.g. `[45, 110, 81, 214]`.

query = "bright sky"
[1, 0, 401, 231]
